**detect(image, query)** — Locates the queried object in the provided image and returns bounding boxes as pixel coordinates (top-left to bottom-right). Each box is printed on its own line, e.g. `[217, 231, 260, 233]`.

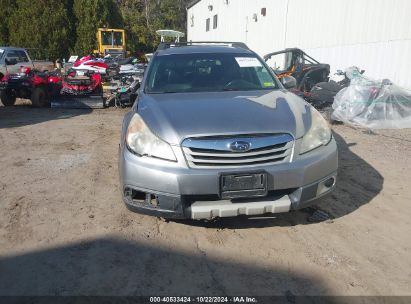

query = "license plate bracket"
[220, 172, 267, 199]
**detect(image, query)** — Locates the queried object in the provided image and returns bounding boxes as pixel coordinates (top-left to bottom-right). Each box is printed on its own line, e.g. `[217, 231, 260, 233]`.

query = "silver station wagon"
[118, 42, 338, 220]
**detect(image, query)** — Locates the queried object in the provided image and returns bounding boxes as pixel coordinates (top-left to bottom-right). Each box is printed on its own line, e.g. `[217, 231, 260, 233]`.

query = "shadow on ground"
[0, 238, 330, 296]
[176, 130, 384, 229]
[0, 105, 92, 129]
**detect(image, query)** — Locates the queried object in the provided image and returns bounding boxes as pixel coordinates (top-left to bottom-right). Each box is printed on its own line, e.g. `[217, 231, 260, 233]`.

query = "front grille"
[182, 133, 294, 168]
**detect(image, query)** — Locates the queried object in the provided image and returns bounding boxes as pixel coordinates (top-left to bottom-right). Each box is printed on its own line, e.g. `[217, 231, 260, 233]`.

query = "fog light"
[324, 177, 335, 188]
[316, 175, 336, 196]
[124, 187, 159, 207]
[124, 187, 133, 198]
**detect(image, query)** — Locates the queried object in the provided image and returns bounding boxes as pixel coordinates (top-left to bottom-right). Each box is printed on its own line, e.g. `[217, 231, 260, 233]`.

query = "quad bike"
[51, 69, 105, 109]
[264, 48, 330, 98]
[61, 70, 103, 95]
[0, 66, 61, 107]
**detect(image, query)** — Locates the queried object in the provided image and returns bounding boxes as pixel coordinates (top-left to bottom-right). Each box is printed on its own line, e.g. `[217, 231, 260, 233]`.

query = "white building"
[187, 0, 411, 88]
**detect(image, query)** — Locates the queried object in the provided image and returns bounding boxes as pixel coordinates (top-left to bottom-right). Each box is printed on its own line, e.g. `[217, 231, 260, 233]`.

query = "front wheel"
[0, 89, 17, 106]
[31, 87, 49, 107]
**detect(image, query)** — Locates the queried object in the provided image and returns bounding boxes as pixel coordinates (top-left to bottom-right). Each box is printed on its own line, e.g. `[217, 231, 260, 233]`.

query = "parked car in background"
[0, 47, 54, 78]
[119, 42, 338, 220]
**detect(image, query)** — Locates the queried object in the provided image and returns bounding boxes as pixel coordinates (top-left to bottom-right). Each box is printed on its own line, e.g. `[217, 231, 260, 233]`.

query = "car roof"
[0, 47, 26, 51]
[156, 45, 254, 56]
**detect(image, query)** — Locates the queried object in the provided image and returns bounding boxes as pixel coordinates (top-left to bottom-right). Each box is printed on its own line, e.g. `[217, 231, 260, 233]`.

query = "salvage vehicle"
[0, 66, 61, 107]
[264, 48, 330, 97]
[0, 47, 54, 78]
[119, 42, 338, 220]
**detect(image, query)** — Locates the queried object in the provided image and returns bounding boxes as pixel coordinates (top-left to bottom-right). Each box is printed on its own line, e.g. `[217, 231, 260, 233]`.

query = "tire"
[31, 87, 49, 107]
[0, 89, 16, 106]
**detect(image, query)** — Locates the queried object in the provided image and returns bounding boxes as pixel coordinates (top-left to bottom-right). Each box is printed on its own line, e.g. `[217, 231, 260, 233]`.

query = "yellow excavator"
[94, 28, 126, 58]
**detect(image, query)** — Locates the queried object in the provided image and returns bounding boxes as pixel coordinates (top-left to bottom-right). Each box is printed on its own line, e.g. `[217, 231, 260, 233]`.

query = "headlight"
[126, 113, 176, 161]
[300, 108, 332, 154]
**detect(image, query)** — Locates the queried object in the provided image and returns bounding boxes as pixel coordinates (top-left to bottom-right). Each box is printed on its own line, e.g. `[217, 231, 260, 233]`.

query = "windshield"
[101, 31, 123, 46]
[0, 49, 4, 61]
[145, 53, 279, 93]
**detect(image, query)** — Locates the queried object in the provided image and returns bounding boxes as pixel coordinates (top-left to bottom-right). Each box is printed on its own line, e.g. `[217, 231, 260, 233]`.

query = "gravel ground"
[0, 100, 410, 296]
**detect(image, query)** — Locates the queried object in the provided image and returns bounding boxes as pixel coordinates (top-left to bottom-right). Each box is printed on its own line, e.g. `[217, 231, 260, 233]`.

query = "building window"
[213, 14, 218, 29]
[190, 15, 194, 27]
[206, 18, 210, 31]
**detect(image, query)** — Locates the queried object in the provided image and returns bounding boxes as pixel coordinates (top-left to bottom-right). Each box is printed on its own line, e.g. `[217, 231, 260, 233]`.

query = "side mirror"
[5, 58, 18, 66]
[281, 75, 297, 89]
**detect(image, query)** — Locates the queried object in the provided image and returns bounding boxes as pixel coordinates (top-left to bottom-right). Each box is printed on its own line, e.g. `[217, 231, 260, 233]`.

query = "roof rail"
[157, 41, 250, 51]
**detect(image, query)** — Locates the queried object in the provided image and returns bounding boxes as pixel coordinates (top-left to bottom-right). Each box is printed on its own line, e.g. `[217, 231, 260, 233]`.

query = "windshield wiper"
[148, 91, 179, 94]
[222, 88, 242, 91]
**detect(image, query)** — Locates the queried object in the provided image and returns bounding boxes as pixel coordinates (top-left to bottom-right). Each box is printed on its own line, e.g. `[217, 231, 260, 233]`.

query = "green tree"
[119, 0, 190, 54]
[2, 0, 190, 59]
[8, 0, 74, 60]
[157, 0, 189, 32]
[0, 0, 17, 45]
[73, 0, 123, 55]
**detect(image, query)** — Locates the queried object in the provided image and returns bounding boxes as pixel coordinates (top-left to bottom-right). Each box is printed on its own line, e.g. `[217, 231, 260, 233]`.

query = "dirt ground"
[0, 100, 410, 297]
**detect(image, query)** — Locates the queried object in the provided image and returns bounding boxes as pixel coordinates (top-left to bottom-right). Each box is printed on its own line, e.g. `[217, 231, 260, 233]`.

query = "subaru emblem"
[229, 141, 251, 152]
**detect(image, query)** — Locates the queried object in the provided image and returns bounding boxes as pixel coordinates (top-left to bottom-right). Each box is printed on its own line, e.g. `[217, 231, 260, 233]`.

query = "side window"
[206, 18, 210, 32]
[213, 15, 218, 29]
[6, 50, 19, 64]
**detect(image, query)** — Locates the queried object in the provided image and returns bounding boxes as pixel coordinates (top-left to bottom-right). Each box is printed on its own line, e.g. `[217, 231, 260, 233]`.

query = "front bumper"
[119, 138, 338, 219]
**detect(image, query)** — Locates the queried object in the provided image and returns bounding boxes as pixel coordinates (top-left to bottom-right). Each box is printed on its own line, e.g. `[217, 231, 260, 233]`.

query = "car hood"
[136, 90, 312, 145]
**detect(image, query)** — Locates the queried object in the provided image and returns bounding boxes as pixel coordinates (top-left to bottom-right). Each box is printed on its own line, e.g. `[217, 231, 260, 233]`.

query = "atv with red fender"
[50, 69, 105, 109]
[61, 70, 102, 95]
[0, 66, 62, 107]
